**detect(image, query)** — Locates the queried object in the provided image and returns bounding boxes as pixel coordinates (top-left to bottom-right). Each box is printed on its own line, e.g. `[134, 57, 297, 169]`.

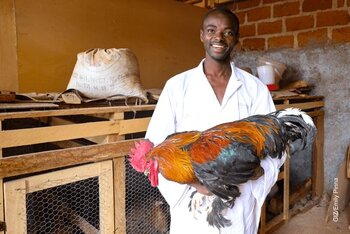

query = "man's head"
[200, 7, 240, 62]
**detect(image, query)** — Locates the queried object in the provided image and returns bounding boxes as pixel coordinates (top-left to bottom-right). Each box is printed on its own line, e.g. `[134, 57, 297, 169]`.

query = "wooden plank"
[0, 104, 156, 120]
[277, 171, 284, 181]
[259, 202, 267, 234]
[268, 179, 311, 214]
[0, 140, 137, 178]
[48, 115, 125, 144]
[107, 113, 127, 234]
[119, 117, 151, 135]
[0, 0, 18, 92]
[347, 144, 350, 178]
[273, 95, 323, 102]
[98, 161, 115, 233]
[275, 101, 324, 111]
[114, 157, 126, 234]
[265, 213, 285, 232]
[306, 110, 324, 117]
[0, 120, 119, 148]
[0, 117, 151, 148]
[0, 102, 59, 110]
[312, 111, 324, 196]
[184, 0, 202, 4]
[3, 180, 27, 233]
[283, 153, 290, 221]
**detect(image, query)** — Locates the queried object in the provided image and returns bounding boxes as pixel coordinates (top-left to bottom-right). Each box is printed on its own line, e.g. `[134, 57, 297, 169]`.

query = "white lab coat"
[145, 60, 285, 234]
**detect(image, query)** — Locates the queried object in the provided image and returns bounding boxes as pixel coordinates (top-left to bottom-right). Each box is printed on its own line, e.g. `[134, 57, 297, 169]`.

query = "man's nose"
[214, 31, 224, 40]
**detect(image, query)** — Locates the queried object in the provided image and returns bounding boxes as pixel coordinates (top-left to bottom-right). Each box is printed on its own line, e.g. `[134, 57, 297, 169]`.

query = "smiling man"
[145, 6, 283, 234]
[199, 7, 240, 105]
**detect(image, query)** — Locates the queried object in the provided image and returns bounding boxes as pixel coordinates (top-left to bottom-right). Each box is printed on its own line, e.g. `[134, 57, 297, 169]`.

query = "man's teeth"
[212, 44, 225, 48]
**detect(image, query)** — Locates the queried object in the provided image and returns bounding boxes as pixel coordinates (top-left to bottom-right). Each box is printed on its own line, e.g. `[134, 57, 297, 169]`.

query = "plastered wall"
[0, 0, 18, 91]
[224, 0, 350, 193]
[4, 0, 207, 92]
[233, 43, 350, 192]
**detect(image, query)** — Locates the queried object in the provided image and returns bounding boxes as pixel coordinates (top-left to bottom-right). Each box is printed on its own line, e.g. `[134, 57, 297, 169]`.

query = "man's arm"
[145, 81, 190, 208]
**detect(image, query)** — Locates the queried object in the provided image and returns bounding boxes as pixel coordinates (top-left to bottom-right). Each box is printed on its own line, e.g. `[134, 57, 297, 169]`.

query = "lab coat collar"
[223, 63, 243, 105]
[197, 59, 243, 108]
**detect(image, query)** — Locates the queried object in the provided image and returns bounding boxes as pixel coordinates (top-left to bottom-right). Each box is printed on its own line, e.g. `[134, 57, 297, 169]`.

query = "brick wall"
[226, 0, 350, 50]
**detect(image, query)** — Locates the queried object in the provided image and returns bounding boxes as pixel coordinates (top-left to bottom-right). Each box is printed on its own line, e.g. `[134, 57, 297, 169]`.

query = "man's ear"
[200, 29, 204, 42]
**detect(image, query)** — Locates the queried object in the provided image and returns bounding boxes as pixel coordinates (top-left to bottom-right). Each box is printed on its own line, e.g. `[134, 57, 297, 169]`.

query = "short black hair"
[202, 6, 240, 36]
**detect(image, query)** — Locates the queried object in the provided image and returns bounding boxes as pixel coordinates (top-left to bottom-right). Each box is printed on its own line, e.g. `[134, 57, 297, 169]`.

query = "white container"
[257, 65, 275, 85]
[257, 57, 287, 82]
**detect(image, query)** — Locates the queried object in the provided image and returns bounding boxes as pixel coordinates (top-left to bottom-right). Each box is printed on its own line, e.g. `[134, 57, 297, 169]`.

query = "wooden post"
[0, 121, 4, 233]
[283, 152, 290, 221]
[259, 203, 266, 234]
[108, 113, 126, 234]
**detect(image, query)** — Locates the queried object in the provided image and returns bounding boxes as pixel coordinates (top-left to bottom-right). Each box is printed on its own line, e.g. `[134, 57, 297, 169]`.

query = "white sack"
[67, 48, 147, 101]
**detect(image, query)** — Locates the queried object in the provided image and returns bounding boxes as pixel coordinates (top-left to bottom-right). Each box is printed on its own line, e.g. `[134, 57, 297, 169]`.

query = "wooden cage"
[0, 104, 159, 233]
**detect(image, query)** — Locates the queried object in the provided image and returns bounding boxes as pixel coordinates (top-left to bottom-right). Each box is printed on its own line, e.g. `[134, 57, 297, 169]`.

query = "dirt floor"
[272, 199, 350, 234]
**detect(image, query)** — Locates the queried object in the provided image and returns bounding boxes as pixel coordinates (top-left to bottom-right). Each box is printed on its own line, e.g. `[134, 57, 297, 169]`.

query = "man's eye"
[224, 31, 234, 37]
[207, 29, 215, 34]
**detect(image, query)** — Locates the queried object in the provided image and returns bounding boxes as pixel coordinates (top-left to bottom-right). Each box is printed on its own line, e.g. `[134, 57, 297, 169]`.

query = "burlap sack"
[67, 48, 148, 101]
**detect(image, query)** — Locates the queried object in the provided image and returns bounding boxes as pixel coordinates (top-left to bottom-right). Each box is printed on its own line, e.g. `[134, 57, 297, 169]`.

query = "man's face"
[200, 12, 239, 62]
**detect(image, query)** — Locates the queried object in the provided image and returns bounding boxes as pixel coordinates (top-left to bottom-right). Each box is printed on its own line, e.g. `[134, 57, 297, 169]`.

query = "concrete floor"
[272, 204, 350, 234]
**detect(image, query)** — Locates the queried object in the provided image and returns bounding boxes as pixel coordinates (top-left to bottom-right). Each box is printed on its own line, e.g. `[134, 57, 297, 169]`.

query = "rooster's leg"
[188, 191, 206, 219]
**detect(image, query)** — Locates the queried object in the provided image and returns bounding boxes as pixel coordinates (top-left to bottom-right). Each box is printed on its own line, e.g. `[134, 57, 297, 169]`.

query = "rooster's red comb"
[128, 139, 154, 172]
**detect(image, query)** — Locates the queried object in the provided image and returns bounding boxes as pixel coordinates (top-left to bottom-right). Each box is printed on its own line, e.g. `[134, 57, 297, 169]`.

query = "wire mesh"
[125, 158, 170, 234]
[26, 177, 100, 234]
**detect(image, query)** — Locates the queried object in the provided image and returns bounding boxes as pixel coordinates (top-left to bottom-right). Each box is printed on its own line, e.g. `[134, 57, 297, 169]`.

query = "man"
[145, 7, 285, 234]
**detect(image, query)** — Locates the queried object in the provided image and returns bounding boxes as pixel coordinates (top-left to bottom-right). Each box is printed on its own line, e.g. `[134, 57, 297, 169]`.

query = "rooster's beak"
[144, 168, 150, 177]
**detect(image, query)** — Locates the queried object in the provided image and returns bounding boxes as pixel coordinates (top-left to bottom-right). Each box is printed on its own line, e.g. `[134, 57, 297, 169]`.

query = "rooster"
[128, 108, 316, 229]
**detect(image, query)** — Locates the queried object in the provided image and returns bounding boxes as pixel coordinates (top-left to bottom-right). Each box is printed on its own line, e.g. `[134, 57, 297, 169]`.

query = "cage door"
[4, 160, 114, 233]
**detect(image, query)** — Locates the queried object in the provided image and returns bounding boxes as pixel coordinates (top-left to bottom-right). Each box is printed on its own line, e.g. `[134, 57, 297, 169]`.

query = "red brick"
[297, 29, 329, 47]
[302, 0, 332, 12]
[337, 0, 345, 7]
[247, 6, 271, 22]
[348, 0, 350, 7]
[237, 0, 261, 10]
[257, 20, 283, 35]
[268, 35, 294, 49]
[235, 11, 246, 24]
[240, 24, 256, 37]
[273, 1, 300, 18]
[286, 15, 314, 31]
[317, 10, 350, 27]
[332, 26, 350, 43]
[242, 38, 266, 50]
